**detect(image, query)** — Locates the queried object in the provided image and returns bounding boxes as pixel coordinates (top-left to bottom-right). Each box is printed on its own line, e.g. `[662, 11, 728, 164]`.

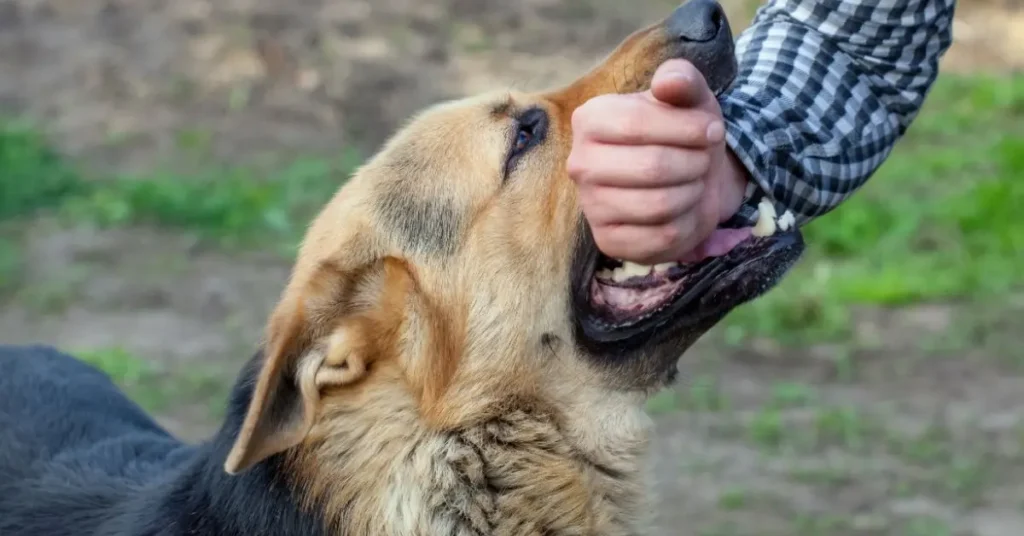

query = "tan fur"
[224, 13, 710, 536]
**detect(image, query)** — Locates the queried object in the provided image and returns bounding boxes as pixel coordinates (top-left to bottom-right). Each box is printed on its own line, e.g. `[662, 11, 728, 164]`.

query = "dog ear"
[224, 258, 412, 474]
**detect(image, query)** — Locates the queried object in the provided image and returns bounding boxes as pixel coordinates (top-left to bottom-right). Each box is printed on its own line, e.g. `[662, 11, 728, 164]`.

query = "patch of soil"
[1, 0, 1012, 171]
[0, 0, 681, 174]
[942, 0, 1024, 74]
[646, 306, 1024, 535]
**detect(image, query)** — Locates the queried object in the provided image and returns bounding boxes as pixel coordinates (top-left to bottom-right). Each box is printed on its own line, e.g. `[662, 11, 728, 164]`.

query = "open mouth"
[589, 228, 750, 324]
[573, 200, 805, 353]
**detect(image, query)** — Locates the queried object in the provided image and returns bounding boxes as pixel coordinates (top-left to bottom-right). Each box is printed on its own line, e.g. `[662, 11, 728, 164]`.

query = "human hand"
[567, 59, 751, 265]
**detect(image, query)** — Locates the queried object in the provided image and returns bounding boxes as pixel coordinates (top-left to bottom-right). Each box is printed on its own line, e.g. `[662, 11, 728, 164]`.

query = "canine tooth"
[778, 210, 796, 232]
[752, 198, 777, 237]
[620, 261, 654, 278]
[596, 268, 615, 280]
[654, 262, 675, 273]
[610, 267, 630, 282]
[752, 213, 776, 237]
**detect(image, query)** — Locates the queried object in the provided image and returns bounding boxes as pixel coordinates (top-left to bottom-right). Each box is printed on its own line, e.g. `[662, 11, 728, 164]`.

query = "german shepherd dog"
[0, 1, 803, 534]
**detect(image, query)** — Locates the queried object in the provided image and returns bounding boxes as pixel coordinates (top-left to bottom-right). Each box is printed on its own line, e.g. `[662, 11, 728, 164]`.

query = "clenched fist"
[567, 59, 751, 265]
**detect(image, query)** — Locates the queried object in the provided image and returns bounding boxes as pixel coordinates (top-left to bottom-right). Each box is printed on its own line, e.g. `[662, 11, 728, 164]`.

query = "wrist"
[717, 147, 753, 222]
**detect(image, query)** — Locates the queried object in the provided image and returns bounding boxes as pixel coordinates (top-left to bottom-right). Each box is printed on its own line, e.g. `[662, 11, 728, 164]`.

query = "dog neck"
[278, 367, 653, 535]
[164, 353, 653, 536]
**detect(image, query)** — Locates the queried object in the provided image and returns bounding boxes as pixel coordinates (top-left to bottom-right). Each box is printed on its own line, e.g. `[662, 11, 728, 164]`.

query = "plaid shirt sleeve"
[719, 0, 957, 227]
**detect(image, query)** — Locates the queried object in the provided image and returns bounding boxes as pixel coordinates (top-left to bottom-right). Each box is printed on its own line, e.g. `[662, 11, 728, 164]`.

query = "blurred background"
[0, 0, 1022, 534]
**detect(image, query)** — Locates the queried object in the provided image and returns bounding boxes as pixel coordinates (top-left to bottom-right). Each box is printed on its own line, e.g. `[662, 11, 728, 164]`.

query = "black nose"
[667, 0, 726, 42]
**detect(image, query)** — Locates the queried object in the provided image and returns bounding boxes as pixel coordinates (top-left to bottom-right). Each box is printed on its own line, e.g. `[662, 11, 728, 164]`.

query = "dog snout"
[664, 0, 737, 95]
[667, 0, 726, 43]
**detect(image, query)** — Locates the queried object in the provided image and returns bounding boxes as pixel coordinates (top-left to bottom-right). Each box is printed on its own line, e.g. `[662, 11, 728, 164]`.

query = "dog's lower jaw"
[289, 391, 652, 536]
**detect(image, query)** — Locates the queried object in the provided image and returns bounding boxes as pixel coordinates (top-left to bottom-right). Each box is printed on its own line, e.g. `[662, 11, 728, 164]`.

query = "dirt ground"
[2, 0, 1023, 534]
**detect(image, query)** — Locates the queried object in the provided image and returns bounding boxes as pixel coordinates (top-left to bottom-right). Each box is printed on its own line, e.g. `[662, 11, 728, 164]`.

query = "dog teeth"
[778, 210, 796, 232]
[752, 198, 798, 237]
[752, 198, 778, 237]
[615, 261, 653, 281]
[599, 260, 654, 282]
[597, 260, 680, 283]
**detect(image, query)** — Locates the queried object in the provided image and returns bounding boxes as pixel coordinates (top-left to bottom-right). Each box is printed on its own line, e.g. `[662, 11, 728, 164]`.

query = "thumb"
[648, 59, 712, 109]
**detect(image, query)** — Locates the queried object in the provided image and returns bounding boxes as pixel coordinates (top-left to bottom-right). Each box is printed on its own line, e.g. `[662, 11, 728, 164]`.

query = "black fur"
[0, 344, 329, 536]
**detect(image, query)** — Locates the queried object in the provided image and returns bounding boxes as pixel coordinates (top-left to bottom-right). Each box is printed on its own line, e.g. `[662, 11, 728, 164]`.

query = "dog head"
[225, 0, 803, 474]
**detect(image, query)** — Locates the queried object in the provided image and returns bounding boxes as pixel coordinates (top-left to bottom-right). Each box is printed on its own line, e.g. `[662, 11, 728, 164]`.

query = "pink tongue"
[678, 227, 753, 264]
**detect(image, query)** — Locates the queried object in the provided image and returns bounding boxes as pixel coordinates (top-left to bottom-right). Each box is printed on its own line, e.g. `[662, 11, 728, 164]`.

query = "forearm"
[720, 0, 956, 227]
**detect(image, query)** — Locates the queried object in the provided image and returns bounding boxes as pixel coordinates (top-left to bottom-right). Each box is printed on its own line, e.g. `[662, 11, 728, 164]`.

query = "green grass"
[724, 73, 1024, 344]
[646, 374, 732, 414]
[0, 236, 21, 292]
[682, 374, 730, 411]
[902, 517, 954, 536]
[744, 405, 882, 455]
[76, 347, 230, 415]
[747, 408, 785, 451]
[0, 118, 362, 255]
[77, 347, 151, 387]
[59, 155, 359, 253]
[768, 381, 817, 408]
[811, 405, 873, 451]
[0, 120, 86, 221]
[716, 487, 749, 510]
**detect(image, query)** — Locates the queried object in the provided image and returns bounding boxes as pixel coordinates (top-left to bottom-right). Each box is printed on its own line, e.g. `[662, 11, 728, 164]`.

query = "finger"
[581, 181, 705, 226]
[567, 143, 712, 188]
[571, 95, 724, 147]
[649, 59, 714, 109]
[591, 216, 703, 265]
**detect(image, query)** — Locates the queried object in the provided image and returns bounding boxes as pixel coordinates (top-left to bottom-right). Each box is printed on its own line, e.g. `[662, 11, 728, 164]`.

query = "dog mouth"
[572, 201, 805, 354]
[588, 228, 751, 323]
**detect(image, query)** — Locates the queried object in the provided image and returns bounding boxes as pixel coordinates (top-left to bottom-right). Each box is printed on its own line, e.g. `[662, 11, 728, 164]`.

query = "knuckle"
[690, 177, 707, 198]
[570, 103, 592, 132]
[581, 192, 615, 225]
[640, 149, 674, 182]
[650, 189, 678, 221]
[577, 188, 600, 214]
[677, 183, 704, 215]
[565, 150, 588, 182]
[572, 96, 609, 134]
[691, 150, 712, 176]
[681, 114, 713, 146]
[690, 113, 712, 136]
[613, 99, 648, 142]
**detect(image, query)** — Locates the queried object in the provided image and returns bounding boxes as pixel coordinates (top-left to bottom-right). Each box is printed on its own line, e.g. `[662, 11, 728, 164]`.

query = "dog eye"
[514, 127, 533, 153]
[503, 107, 548, 181]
